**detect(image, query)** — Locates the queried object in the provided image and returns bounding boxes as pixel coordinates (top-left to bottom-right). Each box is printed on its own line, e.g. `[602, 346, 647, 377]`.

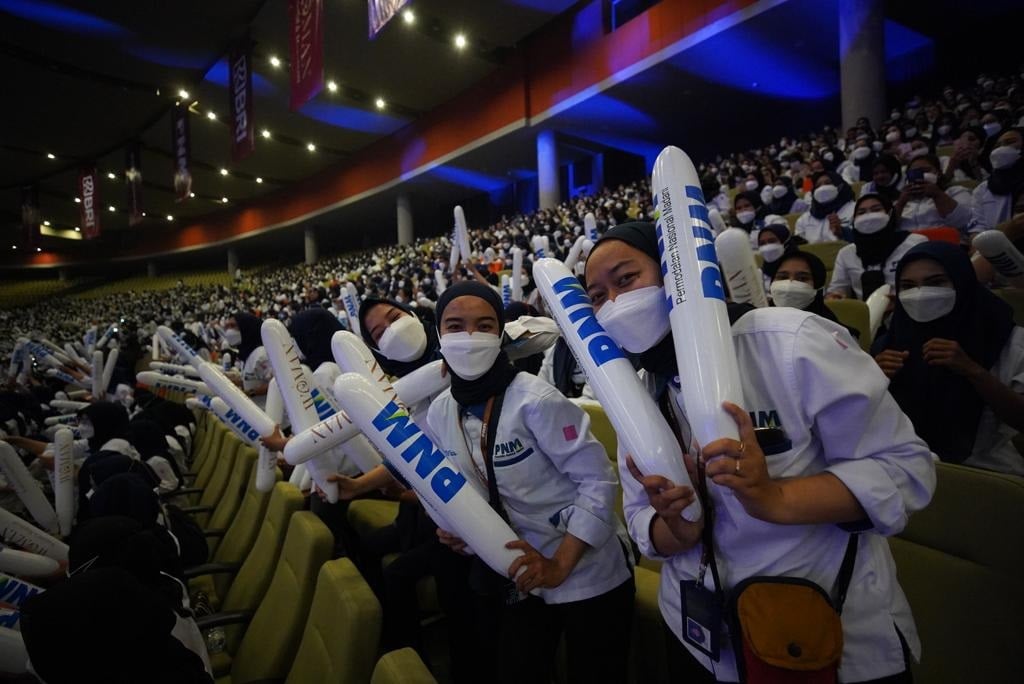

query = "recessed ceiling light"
[327, 80, 338, 93]
[269, 55, 281, 68]
[74, 197, 81, 203]
[46, 153, 55, 160]
[307, 142, 316, 152]
[206, 111, 216, 120]
[178, 89, 190, 100]
[108, 205, 116, 212]
[255, 177, 264, 184]
[166, 215, 174, 222]
[454, 33, 467, 49]
[10, 245, 16, 250]
[261, 129, 271, 139]
[221, 197, 229, 203]
[42, 220, 50, 226]
[189, 192, 195, 198]
[74, 226, 80, 232]
[36, 247, 41, 252]
[107, 172, 116, 180]
[402, 9, 415, 24]
[375, 97, 386, 110]
[220, 168, 229, 176]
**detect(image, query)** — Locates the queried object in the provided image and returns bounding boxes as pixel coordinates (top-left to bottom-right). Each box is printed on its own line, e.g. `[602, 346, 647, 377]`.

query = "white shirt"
[241, 346, 273, 411]
[794, 201, 855, 244]
[963, 327, 1024, 476]
[621, 309, 935, 682]
[427, 372, 633, 605]
[827, 233, 928, 299]
[898, 185, 973, 234]
[969, 181, 1015, 234]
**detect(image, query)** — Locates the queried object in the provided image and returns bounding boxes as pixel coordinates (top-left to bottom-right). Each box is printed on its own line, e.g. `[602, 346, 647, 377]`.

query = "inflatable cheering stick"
[974, 230, 1024, 288]
[0, 443, 59, 534]
[715, 228, 768, 308]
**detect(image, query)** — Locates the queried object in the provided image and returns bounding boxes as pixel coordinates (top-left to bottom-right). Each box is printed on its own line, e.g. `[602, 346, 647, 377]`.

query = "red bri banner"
[78, 169, 100, 239]
[288, 0, 324, 111]
[229, 40, 255, 162]
[171, 104, 192, 202]
[368, 0, 409, 38]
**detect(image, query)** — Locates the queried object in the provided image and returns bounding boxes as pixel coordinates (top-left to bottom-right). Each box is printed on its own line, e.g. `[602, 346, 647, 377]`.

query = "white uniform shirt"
[427, 372, 633, 605]
[963, 327, 1024, 476]
[620, 309, 935, 682]
[969, 181, 1015, 234]
[827, 234, 928, 299]
[241, 346, 273, 411]
[898, 185, 973, 234]
[794, 201, 855, 244]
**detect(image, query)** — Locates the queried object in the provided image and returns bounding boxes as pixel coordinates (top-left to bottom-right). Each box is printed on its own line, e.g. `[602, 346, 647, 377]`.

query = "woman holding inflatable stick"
[572, 145, 936, 683]
[422, 280, 634, 684]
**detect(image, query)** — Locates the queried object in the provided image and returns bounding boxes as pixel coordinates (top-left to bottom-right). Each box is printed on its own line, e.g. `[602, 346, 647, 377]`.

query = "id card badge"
[680, 580, 723, 661]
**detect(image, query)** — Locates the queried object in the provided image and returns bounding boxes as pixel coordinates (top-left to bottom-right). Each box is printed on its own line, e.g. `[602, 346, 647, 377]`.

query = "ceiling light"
[269, 55, 281, 68]
[327, 80, 338, 93]
[255, 177, 263, 184]
[261, 128, 271, 139]
[10, 245, 16, 250]
[189, 192, 195, 198]
[36, 247, 42, 252]
[108, 205, 116, 212]
[221, 197, 229, 203]
[402, 9, 415, 24]
[46, 153, 55, 160]
[42, 220, 50, 226]
[178, 89, 190, 100]
[307, 142, 316, 152]
[166, 215, 174, 222]
[107, 172, 116, 180]
[74, 226, 80, 232]
[141, 212, 146, 217]
[206, 111, 216, 120]
[375, 97, 386, 110]
[454, 33, 467, 50]
[74, 197, 81, 203]
[220, 168, 229, 176]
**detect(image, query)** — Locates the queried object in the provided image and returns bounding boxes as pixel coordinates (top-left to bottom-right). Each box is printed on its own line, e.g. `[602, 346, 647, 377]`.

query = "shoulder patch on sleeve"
[563, 425, 578, 441]
[832, 330, 849, 350]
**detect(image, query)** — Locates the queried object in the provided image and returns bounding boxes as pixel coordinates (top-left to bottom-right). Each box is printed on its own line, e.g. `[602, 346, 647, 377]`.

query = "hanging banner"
[125, 143, 143, 227]
[229, 40, 255, 162]
[288, 0, 324, 111]
[77, 169, 100, 239]
[20, 185, 39, 248]
[171, 104, 192, 202]
[368, 0, 410, 38]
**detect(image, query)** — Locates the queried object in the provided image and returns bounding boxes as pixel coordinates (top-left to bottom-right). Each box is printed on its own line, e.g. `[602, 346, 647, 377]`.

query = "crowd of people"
[1, 67, 1022, 682]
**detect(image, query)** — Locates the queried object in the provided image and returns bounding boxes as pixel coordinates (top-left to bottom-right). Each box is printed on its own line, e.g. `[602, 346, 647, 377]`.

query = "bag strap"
[479, 392, 511, 524]
[833, 534, 859, 614]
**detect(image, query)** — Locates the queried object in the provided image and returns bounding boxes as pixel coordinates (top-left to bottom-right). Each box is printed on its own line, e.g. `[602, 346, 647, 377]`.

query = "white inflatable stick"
[53, 429, 75, 537]
[150, 362, 202, 378]
[0, 508, 67, 561]
[715, 228, 768, 308]
[0, 444, 58, 534]
[454, 206, 473, 262]
[501, 274, 512, 307]
[974, 230, 1024, 288]
[563, 235, 588, 270]
[866, 284, 891, 342]
[256, 379, 284, 493]
[511, 247, 524, 302]
[100, 348, 119, 395]
[652, 146, 744, 447]
[91, 350, 104, 399]
[0, 545, 60, 578]
[342, 284, 362, 338]
[584, 212, 598, 241]
[48, 400, 88, 412]
[533, 259, 700, 521]
[136, 372, 211, 397]
[392, 360, 450, 407]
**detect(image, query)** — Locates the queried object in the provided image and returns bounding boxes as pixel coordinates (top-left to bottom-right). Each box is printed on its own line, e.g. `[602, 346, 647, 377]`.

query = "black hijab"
[809, 171, 856, 219]
[732, 190, 765, 231]
[232, 311, 263, 362]
[986, 128, 1024, 199]
[435, 281, 519, 407]
[358, 297, 441, 378]
[79, 401, 129, 452]
[771, 250, 857, 337]
[852, 193, 912, 269]
[589, 222, 752, 378]
[288, 307, 343, 370]
[875, 242, 1016, 463]
[869, 155, 903, 204]
[766, 177, 799, 215]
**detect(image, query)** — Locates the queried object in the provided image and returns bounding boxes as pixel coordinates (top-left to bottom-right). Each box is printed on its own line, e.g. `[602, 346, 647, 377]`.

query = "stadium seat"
[285, 558, 383, 684]
[371, 649, 437, 684]
[912, 226, 961, 244]
[936, 144, 955, 159]
[825, 299, 872, 351]
[995, 289, 1024, 326]
[348, 498, 400, 540]
[784, 213, 800, 231]
[210, 511, 334, 683]
[580, 401, 618, 462]
[199, 446, 257, 554]
[800, 241, 848, 272]
[188, 466, 282, 610]
[888, 463, 1024, 683]
[631, 563, 668, 683]
[187, 438, 243, 523]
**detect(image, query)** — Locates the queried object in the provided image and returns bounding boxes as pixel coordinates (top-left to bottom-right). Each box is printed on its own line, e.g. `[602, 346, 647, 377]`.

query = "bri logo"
[550, 276, 624, 368]
[655, 185, 725, 308]
[371, 401, 466, 503]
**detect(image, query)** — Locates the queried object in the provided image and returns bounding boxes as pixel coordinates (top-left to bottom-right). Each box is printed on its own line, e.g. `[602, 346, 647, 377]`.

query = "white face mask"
[854, 212, 889, 235]
[78, 421, 95, 439]
[907, 147, 928, 160]
[937, 124, 952, 136]
[595, 285, 671, 354]
[983, 122, 1002, 138]
[759, 186, 774, 205]
[851, 146, 871, 161]
[990, 145, 1021, 170]
[885, 131, 901, 143]
[223, 327, 242, 347]
[922, 172, 938, 185]
[759, 242, 785, 263]
[770, 280, 817, 309]
[899, 286, 956, 322]
[378, 314, 428, 362]
[744, 180, 759, 191]
[771, 185, 788, 199]
[736, 209, 756, 225]
[904, 127, 918, 138]
[813, 184, 839, 204]
[872, 140, 884, 152]
[440, 332, 501, 380]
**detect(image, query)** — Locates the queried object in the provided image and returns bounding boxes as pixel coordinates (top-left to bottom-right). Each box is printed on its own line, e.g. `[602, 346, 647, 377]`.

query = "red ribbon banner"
[288, 0, 324, 111]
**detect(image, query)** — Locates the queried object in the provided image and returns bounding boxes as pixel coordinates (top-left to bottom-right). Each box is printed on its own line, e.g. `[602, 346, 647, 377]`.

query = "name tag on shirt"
[681, 580, 723, 661]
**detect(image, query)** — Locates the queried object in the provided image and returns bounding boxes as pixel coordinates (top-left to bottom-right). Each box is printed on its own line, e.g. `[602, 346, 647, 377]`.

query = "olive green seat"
[188, 438, 242, 522]
[824, 298, 872, 352]
[347, 499, 400, 540]
[371, 649, 437, 684]
[200, 446, 257, 549]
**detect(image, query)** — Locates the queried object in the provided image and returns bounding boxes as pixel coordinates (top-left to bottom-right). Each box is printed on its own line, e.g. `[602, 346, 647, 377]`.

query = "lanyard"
[458, 396, 496, 489]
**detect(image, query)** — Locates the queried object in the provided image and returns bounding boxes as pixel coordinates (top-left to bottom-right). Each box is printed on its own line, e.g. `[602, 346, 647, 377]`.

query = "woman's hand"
[326, 473, 368, 501]
[437, 528, 471, 555]
[625, 456, 703, 544]
[505, 540, 572, 593]
[874, 349, 909, 378]
[259, 426, 288, 453]
[923, 339, 983, 378]
[827, 213, 842, 237]
[702, 402, 785, 523]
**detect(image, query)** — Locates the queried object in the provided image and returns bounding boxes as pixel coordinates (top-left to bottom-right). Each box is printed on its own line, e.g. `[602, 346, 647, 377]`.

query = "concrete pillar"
[396, 194, 414, 246]
[839, 0, 886, 132]
[592, 152, 605, 194]
[147, 261, 158, 278]
[227, 247, 239, 275]
[304, 226, 318, 265]
[58, 269, 67, 282]
[536, 129, 560, 210]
